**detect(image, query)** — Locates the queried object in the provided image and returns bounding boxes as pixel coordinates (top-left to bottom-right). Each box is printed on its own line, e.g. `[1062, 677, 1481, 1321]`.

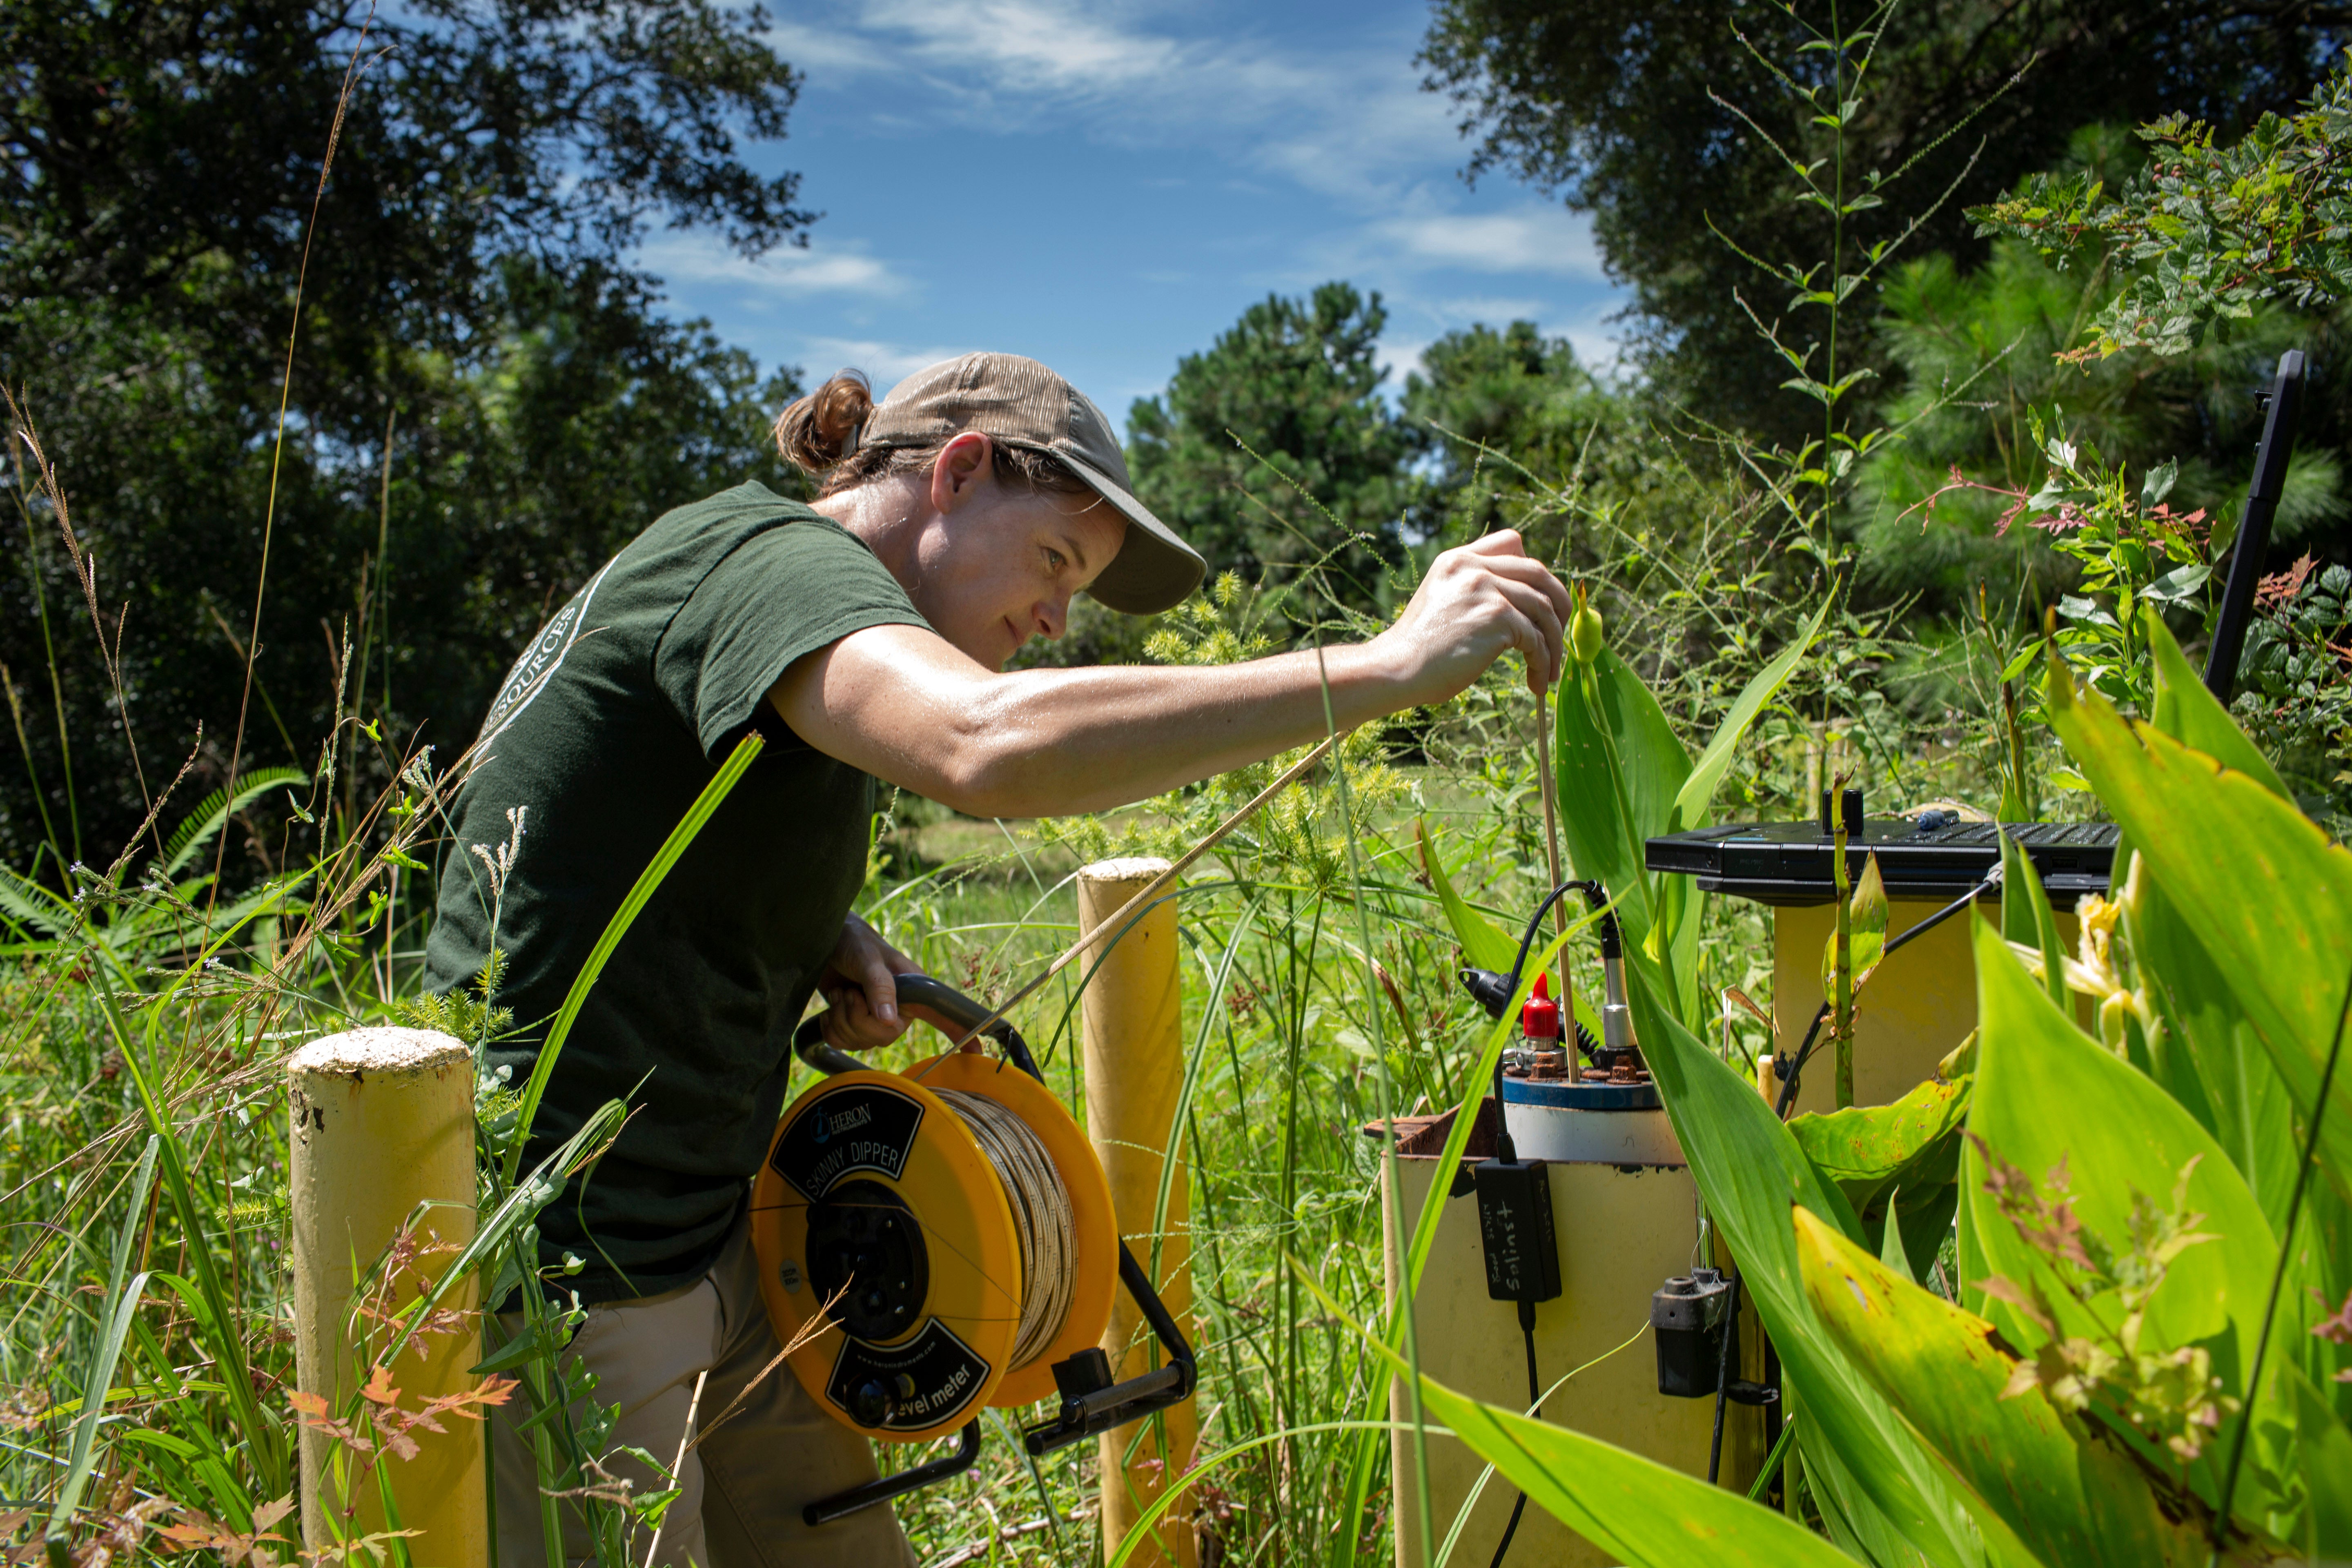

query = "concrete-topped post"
[288, 1027, 485, 1566]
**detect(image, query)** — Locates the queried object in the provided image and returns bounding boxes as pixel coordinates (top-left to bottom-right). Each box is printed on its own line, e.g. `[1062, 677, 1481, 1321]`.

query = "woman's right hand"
[1374, 530, 1572, 704]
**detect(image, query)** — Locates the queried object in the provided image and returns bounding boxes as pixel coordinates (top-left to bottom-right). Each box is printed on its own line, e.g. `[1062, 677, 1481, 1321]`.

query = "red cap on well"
[1521, 973, 1561, 1042]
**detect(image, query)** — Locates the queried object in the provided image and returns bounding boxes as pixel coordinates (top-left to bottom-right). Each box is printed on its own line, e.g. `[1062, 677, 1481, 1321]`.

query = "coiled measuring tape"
[751, 974, 1195, 1524]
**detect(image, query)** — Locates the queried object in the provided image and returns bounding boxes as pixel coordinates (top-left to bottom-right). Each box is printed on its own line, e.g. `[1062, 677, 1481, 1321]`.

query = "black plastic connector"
[1472, 1158, 1561, 1305]
[1651, 1268, 1732, 1399]
[1459, 966, 1517, 1021]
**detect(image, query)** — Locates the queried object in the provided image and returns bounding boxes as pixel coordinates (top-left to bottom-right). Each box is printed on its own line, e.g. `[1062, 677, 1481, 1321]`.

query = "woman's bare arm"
[768, 530, 1570, 819]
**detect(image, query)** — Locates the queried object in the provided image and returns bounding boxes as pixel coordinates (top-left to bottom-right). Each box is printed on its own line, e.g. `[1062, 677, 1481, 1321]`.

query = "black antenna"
[2204, 350, 2306, 702]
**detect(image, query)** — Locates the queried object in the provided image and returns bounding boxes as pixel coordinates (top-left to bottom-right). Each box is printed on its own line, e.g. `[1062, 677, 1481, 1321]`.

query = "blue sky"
[635, 0, 1632, 428]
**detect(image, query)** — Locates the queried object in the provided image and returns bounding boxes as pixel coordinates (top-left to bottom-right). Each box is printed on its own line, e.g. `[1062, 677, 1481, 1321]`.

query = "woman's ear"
[929, 431, 995, 516]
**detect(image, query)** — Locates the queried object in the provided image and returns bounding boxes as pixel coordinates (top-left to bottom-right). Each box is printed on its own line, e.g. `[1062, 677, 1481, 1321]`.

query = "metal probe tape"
[935, 1088, 1074, 1369]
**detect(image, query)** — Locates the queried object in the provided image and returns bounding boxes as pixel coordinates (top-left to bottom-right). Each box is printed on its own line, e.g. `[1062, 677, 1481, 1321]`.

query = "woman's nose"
[1034, 596, 1068, 641]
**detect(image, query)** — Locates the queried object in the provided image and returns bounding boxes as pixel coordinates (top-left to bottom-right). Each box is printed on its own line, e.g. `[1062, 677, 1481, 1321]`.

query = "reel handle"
[791, 972, 1042, 1080]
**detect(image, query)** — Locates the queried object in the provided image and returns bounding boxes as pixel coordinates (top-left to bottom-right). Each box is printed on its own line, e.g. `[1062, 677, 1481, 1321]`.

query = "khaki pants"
[491, 1216, 918, 1568]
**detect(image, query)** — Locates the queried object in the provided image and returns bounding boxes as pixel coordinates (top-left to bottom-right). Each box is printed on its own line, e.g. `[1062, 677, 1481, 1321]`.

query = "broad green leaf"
[1408, 1372, 1854, 1568]
[1964, 911, 2304, 1517]
[1624, 952, 2008, 1568]
[1795, 1207, 2239, 1567]
[1414, 817, 1516, 973]
[2290, 1366, 2352, 1561]
[1673, 597, 1833, 831]
[1822, 851, 1889, 993]
[1554, 648, 1688, 953]
[1880, 1187, 1915, 1278]
[2043, 659, 2352, 1203]
[2143, 609, 2290, 799]
[1789, 1075, 1971, 1221]
[2122, 867, 2301, 1230]
[1998, 831, 2069, 1011]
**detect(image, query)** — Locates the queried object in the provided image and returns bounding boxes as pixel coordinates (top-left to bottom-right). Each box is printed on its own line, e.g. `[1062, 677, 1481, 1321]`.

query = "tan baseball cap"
[855, 352, 1206, 615]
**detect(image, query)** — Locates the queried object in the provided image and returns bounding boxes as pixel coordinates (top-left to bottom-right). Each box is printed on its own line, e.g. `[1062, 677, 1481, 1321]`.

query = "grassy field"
[0, 382, 2046, 1566]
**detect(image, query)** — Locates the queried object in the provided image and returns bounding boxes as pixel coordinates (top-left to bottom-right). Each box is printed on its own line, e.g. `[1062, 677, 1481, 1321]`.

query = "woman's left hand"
[817, 915, 953, 1054]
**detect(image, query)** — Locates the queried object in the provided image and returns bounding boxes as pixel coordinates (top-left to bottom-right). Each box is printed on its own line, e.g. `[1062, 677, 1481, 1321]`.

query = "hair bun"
[775, 371, 874, 474]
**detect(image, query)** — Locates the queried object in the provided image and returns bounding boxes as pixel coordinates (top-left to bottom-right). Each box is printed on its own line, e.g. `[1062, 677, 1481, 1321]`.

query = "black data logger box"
[1471, 1158, 1561, 1305]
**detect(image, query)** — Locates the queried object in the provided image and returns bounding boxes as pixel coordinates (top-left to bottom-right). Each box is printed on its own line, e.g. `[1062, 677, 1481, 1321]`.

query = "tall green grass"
[0, 239, 2035, 1566]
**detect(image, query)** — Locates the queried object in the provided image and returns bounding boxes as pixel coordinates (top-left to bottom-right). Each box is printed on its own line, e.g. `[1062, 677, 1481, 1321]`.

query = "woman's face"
[906, 436, 1129, 669]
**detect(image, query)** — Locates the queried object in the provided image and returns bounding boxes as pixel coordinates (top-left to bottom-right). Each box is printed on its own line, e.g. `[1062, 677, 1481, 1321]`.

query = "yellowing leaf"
[1794, 1206, 2250, 1567]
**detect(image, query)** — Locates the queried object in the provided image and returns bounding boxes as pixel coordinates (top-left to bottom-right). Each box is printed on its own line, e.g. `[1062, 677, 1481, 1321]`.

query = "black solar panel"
[1643, 818, 2119, 907]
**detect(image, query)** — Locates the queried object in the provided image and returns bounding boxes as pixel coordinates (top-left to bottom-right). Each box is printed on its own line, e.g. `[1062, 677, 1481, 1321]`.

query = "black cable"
[1481, 882, 1603, 1564]
[1706, 1269, 1742, 1483]
[1490, 1299, 1541, 1568]
[1771, 873, 1996, 1120]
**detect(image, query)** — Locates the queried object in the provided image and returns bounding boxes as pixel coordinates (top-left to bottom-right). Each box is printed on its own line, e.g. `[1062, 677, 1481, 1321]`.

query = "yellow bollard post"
[289, 1027, 485, 1568]
[1078, 858, 1198, 1568]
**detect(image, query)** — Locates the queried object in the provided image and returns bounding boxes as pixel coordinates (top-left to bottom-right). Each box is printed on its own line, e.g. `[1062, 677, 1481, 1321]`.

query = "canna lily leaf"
[1790, 1075, 1971, 1232]
[1964, 911, 2307, 1521]
[1291, 1267, 1852, 1568]
[1622, 951, 2017, 1568]
[1880, 1186, 1915, 1278]
[2290, 1365, 2352, 1562]
[2119, 863, 2306, 1237]
[1408, 1371, 1854, 1568]
[1794, 1206, 2263, 1567]
[1554, 648, 1687, 950]
[2143, 606, 2289, 800]
[2042, 654, 2352, 1205]
[1998, 830, 2070, 1012]
[1673, 596, 1833, 833]
[1821, 850, 1889, 994]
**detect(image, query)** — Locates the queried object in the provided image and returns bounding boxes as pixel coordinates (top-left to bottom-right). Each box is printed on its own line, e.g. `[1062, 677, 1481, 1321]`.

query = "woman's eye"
[1045, 548, 1067, 572]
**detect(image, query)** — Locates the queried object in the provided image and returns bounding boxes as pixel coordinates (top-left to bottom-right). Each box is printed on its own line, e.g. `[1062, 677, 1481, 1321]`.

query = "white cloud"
[1558, 309, 1633, 381]
[862, 0, 1186, 98]
[1374, 333, 1433, 387]
[708, 5, 1637, 400]
[1369, 207, 1606, 278]
[1429, 295, 1550, 325]
[765, 17, 896, 76]
[798, 336, 977, 385]
[637, 234, 914, 300]
[782, 2, 1450, 173]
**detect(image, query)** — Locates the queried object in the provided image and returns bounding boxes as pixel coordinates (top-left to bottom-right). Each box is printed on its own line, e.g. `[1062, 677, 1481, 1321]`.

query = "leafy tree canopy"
[1418, 0, 2352, 443]
[1401, 319, 1612, 546]
[1, 0, 811, 873]
[1127, 282, 1412, 632]
[1975, 51, 2352, 359]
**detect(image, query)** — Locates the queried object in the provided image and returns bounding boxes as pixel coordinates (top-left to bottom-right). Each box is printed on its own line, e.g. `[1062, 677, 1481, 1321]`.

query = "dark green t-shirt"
[424, 482, 931, 1303]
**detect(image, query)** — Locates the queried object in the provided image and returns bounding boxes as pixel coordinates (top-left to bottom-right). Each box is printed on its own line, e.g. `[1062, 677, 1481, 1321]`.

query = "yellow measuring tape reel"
[751, 1035, 1119, 1444]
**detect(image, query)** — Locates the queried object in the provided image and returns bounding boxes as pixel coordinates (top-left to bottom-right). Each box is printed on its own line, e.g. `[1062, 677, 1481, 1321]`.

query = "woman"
[426, 352, 1570, 1566]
